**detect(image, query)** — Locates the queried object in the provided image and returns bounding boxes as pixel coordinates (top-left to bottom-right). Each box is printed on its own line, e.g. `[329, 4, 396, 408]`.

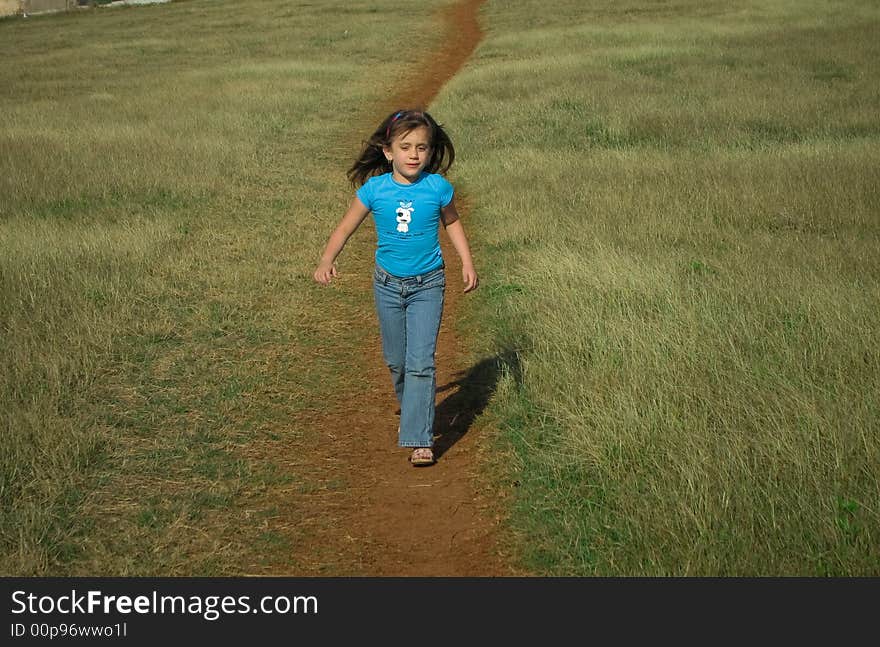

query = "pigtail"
[423, 111, 455, 177]
[347, 121, 393, 187]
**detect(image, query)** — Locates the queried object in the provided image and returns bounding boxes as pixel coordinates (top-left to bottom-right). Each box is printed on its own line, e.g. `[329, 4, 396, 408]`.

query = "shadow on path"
[433, 349, 521, 459]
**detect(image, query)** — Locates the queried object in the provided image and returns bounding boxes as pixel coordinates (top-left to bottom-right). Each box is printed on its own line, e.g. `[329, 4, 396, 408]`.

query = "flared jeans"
[373, 264, 445, 448]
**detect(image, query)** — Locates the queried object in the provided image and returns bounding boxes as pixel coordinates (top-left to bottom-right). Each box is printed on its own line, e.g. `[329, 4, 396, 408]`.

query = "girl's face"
[384, 126, 431, 184]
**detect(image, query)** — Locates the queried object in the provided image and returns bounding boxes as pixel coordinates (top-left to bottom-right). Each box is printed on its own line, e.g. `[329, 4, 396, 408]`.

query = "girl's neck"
[390, 169, 424, 185]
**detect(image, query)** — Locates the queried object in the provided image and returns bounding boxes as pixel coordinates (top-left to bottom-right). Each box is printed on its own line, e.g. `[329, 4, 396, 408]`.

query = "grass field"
[435, 0, 880, 574]
[3, 0, 878, 576]
[1, 0, 450, 575]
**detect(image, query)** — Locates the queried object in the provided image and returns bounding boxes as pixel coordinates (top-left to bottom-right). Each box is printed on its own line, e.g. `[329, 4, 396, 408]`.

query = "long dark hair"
[347, 108, 455, 187]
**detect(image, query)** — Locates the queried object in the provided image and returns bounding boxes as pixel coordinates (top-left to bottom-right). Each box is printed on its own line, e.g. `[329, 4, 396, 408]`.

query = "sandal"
[409, 447, 435, 466]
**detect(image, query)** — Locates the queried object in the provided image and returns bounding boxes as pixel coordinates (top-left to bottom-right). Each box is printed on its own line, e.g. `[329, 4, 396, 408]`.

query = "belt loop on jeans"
[416, 274, 423, 285]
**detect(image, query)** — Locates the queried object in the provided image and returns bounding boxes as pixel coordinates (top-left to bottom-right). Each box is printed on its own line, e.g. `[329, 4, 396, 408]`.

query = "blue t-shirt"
[356, 172, 454, 277]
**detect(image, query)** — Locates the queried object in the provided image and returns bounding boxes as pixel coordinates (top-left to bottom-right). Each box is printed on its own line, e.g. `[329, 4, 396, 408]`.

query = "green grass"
[1, 0, 449, 575]
[436, 0, 880, 574]
[5, 0, 879, 577]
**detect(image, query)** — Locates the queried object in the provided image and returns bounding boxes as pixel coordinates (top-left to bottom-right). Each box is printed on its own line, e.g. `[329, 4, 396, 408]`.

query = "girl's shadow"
[431, 350, 521, 459]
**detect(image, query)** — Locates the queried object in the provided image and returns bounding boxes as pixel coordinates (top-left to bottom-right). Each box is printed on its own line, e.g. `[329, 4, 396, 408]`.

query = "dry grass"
[1, 0, 450, 575]
[435, 0, 880, 574]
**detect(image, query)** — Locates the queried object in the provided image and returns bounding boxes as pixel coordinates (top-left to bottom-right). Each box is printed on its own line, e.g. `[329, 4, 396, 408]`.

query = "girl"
[313, 109, 478, 466]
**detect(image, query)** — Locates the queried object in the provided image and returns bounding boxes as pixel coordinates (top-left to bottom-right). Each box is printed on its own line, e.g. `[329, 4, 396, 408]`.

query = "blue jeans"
[373, 264, 445, 448]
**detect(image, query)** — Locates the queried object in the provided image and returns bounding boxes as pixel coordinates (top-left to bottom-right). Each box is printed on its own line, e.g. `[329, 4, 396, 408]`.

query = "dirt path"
[260, 0, 520, 576]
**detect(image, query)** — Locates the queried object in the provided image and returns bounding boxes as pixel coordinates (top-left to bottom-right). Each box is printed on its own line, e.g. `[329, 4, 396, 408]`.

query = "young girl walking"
[313, 109, 478, 466]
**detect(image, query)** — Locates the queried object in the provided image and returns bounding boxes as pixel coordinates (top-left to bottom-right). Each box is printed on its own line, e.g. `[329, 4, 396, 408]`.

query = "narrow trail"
[260, 0, 520, 576]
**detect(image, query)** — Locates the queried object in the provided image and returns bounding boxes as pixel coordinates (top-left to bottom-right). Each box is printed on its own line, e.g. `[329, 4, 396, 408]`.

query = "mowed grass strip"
[1, 0, 448, 575]
[434, 0, 880, 574]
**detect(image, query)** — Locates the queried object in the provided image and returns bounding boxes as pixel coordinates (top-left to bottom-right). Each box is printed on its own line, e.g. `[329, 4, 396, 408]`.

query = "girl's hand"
[462, 264, 479, 293]
[313, 261, 338, 286]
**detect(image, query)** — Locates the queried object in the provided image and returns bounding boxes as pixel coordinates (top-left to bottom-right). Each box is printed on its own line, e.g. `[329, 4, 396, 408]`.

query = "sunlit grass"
[5, 0, 878, 576]
[1, 0, 448, 575]
[436, 0, 880, 574]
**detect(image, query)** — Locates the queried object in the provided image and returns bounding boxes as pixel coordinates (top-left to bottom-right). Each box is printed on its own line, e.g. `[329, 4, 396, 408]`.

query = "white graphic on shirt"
[395, 201, 414, 233]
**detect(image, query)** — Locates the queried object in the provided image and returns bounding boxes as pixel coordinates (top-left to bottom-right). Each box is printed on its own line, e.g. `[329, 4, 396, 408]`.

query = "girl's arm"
[440, 199, 479, 293]
[313, 197, 370, 285]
